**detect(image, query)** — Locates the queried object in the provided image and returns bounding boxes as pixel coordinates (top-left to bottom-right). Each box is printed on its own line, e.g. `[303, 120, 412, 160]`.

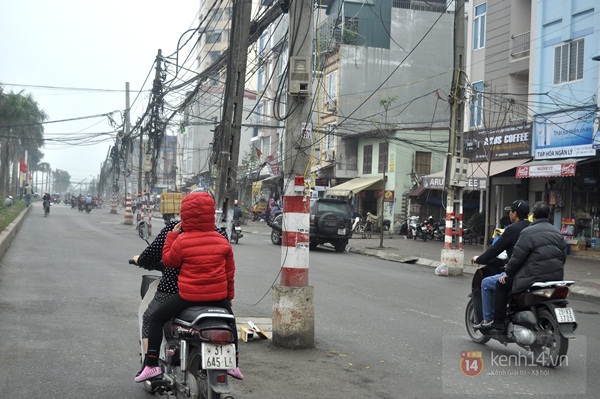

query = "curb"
[0, 206, 31, 262]
[347, 247, 600, 301]
[249, 229, 600, 302]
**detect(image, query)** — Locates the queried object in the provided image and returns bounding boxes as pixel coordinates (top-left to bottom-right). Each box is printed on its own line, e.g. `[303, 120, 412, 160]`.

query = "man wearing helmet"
[472, 200, 530, 331]
[233, 199, 243, 220]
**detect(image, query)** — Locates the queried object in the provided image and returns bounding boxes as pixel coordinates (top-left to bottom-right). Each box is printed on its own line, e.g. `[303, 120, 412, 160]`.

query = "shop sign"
[389, 153, 396, 172]
[314, 178, 328, 187]
[464, 123, 532, 161]
[515, 163, 576, 178]
[534, 108, 597, 159]
[422, 176, 486, 190]
[375, 190, 394, 201]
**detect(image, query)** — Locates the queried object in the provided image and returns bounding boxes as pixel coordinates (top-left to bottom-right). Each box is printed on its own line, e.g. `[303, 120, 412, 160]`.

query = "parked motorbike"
[132, 222, 238, 398]
[230, 219, 243, 244]
[355, 213, 391, 234]
[414, 220, 429, 241]
[426, 220, 444, 241]
[465, 260, 577, 368]
[406, 216, 419, 239]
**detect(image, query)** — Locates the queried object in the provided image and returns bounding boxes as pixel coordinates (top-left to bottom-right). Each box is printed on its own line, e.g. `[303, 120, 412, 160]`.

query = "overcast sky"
[0, 0, 201, 184]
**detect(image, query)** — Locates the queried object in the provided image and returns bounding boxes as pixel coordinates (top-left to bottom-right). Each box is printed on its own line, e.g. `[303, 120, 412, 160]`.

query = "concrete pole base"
[441, 248, 464, 276]
[272, 285, 314, 349]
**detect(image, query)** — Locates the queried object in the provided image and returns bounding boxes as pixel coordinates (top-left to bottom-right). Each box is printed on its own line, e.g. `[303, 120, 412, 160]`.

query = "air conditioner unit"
[449, 156, 469, 187]
[324, 149, 335, 162]
[288, 56, 311, 96]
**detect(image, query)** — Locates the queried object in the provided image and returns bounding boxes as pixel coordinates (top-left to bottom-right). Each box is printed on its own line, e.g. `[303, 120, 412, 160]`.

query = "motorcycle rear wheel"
[465, 299, 490, 344]
[532, 309, 569, 368]
[231, 231, 239, 244]
[186, 348, 219, 399]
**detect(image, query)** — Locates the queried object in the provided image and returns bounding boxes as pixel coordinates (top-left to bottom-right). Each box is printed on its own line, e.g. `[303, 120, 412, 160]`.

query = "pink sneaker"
[134, 366, 162, 382]
[227, 367, 244, 380]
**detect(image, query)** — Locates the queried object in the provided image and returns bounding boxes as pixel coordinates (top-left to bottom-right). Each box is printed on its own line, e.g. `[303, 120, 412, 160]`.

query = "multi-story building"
[462, 0, 600, 248]
[316, 0, 454, 224]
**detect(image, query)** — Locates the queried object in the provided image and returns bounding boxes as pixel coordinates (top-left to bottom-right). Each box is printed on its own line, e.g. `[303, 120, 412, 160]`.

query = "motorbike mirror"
[138, 222, 150, 241]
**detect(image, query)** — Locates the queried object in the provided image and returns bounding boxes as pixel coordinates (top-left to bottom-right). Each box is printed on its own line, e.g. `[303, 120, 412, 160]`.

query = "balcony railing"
[511, 31, 530, 59]
[393, 0, 449, 13]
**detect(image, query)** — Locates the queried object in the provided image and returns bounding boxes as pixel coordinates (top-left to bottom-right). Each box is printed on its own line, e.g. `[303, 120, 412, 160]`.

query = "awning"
[408, 185, 427, 198]
[310, 162, 333, 173]
[515, 158, 592, 178]
[325, 177, 383, 197]
[422, 159, 531, 190]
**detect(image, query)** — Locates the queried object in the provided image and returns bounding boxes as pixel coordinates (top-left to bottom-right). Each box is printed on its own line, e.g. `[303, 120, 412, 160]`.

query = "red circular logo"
[460, 351, 484, 377]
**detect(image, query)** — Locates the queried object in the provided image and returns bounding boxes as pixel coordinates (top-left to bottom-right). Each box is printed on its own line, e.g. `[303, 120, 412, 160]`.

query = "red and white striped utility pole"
[279, 176, 310, 286]
[272, 0, 314, 349]
[441, 0, 466, 275]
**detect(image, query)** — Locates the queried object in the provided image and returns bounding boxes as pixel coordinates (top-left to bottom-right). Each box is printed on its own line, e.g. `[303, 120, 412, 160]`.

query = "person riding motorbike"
[42, 192, 51, 214]
[135, 191, 243, 383]
[233, 200, 243, 220]
[494, 201, 566, 330]
[130, 193, 241, 381]
[471, 200, 530, 330]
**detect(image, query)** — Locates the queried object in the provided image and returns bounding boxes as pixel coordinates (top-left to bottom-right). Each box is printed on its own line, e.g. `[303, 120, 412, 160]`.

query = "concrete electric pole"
[216, 0, 252, 228]
[441, 0, 466, 275]
[272, 0, 314, 349]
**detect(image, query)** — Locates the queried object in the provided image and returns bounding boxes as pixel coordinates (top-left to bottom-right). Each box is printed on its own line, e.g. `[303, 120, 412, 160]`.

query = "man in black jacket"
[473, 200, 530, 330]
[496, 201, 566, 324]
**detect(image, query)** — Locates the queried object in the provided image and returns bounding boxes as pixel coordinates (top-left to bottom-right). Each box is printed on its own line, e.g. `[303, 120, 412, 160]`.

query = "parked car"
[269, 198, 353, 252]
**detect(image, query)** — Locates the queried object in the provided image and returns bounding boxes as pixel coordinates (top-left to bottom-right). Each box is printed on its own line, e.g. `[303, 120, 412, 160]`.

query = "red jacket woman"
[136, 191, 242, 383]
[162, 192, 235, 302]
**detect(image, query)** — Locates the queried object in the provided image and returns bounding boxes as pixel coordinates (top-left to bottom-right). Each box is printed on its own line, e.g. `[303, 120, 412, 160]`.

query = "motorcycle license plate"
[338, 228, 346, 235]
[201, 343, 236, 370]
[554, 307, 576, 323]
[234, 226, 242, 231]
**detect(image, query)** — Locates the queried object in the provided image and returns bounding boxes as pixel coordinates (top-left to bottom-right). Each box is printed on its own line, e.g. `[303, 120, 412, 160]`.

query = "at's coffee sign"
[464, 123, 532, 161]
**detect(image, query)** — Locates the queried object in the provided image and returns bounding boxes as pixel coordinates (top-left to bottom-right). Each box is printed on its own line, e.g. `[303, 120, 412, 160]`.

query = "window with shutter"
[553, 38, 584, 84]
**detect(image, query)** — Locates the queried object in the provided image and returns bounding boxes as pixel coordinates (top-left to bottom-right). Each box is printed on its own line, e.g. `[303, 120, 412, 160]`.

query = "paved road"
[245, 220, 600, 300]
[0, 206, 598, 398]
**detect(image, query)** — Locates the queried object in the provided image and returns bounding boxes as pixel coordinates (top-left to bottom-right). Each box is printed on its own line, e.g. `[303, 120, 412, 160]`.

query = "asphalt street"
[0, 205, 598, 398]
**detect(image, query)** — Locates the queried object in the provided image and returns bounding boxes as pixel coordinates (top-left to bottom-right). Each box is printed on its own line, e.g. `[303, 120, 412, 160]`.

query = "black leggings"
[146, 294, 239, 367]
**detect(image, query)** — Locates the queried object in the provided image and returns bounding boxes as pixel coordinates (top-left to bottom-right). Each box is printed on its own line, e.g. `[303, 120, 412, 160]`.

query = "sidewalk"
[244, 220, 600, 301]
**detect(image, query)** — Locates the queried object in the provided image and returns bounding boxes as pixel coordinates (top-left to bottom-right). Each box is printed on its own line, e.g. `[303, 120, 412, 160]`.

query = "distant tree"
[0, 88, 47, 198]
[36, 162, 51, 193]
[53, 169, 71, 193]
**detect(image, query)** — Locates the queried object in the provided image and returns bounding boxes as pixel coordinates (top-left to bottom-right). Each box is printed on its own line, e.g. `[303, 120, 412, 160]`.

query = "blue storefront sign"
[534, 107, 598, 159]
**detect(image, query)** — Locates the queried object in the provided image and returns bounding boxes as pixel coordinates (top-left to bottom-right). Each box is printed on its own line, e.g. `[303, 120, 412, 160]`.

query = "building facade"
[316, 0, 454, 225]
[463, 0, 600, 249]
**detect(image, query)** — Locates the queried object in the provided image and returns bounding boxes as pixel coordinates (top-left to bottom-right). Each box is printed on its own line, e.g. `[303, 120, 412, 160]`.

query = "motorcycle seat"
[510, 280, 575, 297]
[528, 280, 575, 289]
[175, 306, 235, 327]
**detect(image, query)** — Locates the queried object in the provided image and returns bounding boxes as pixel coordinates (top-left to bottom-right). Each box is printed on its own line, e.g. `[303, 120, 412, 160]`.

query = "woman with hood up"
[135, 191, 242, 382]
